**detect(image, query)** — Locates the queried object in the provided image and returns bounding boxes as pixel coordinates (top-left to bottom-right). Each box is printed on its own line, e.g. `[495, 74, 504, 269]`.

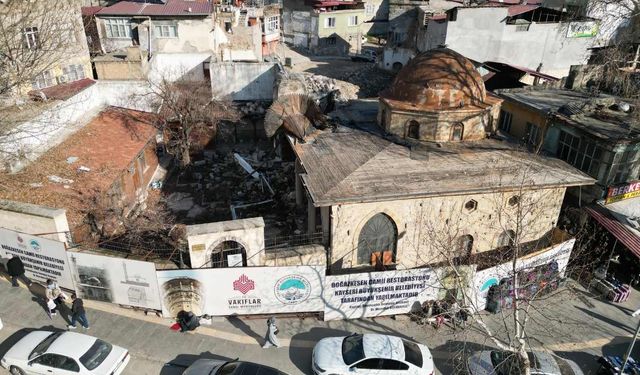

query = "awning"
[586, 205, 640, 259]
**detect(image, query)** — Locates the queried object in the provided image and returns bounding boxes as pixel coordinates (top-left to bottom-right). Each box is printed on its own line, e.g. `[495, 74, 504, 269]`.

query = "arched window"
[497, 230, 516, 248]
[357, 213, 398, 266]
[456, 235, 474, 255]
[407, 120, 420, 139]
[451, 123, 464, 141]
[211, 241, 247, 268]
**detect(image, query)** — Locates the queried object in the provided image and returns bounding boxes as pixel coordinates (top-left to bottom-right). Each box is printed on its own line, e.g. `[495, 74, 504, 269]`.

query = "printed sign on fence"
[0, 228, 74, 290]
[67, 251, 162, 310]
[323, 269, 438, 320]
[156, 266, 325, 317]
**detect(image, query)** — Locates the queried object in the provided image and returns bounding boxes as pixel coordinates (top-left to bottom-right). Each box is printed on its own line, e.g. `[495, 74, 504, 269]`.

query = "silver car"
[467, 350, 583, 375]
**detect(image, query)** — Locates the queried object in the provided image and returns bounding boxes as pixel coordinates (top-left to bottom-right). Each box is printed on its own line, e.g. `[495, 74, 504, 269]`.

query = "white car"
[0, 330, 130, 375]
[468, 350, 584, 375]
[312, 333, 434, 375]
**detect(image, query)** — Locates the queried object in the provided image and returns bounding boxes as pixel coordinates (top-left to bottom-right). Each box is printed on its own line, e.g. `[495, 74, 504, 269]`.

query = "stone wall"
[329, 187, 567, 271]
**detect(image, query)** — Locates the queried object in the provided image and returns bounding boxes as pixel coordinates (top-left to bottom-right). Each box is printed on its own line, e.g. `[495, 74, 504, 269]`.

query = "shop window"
[407, 120, 420, 139]
[357, 213, 397, 266]
[465, 199, 477, 212]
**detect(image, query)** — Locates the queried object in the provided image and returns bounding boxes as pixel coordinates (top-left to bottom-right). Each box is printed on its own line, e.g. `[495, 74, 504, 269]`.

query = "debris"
[66, 156, 79, 164]
[151, 180, 163, 189]
[29, 183, 43, 188]
[48, 175, 73, 184]
[302, 73, 358, 102]
[77, 166, 91, 173]
[234, 153, 261, 180]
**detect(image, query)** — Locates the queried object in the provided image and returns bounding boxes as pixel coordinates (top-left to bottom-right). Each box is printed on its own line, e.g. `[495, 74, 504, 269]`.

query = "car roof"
[362, 334, 405, 362]
[47, 332, 96, 357]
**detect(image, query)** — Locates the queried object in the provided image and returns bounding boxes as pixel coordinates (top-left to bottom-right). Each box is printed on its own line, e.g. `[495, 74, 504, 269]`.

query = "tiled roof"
[29, 79, 96, 101]
[507, 4, 539, 16]
[81, 6, 104, 16]
[97, 0, 212, 16]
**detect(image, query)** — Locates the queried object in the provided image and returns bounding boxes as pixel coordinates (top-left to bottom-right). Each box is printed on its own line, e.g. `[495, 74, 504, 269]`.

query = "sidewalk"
[1, 275, 640, 374]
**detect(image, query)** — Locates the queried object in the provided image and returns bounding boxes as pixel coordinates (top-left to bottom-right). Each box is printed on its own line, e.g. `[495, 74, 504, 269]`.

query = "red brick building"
[0, 107, 158, 242]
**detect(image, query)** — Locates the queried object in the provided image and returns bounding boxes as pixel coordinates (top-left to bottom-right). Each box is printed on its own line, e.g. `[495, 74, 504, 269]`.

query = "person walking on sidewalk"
[6, 254, 29, 287]
[68, 294, 89, 330]
[45, 279, 63, 316]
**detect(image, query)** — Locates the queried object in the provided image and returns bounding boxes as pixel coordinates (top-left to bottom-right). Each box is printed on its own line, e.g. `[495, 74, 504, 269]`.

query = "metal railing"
[264, 231, 324, 251]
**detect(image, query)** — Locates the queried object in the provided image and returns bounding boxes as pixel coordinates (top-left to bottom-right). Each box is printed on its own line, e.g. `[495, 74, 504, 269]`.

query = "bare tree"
[139, 78, 240, 167]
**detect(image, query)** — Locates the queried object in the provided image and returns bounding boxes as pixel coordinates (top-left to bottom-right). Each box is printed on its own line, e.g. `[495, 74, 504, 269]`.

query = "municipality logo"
[30, 239, 41, 252]
[274, 275, 311, 305]
[233, 274, 255, 295]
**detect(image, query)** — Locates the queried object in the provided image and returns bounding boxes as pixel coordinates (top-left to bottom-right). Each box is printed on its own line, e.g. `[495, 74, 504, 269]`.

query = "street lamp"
[619, 308, 640, 375]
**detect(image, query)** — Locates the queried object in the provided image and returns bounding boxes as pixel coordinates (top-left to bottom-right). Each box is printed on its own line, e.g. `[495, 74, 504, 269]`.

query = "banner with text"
[67, 251, 162, 310]
[323, 269, 438, 320]
[471, 238, 575, 311]
[0, 228, 74, 290]
[156, 266, 325, 317]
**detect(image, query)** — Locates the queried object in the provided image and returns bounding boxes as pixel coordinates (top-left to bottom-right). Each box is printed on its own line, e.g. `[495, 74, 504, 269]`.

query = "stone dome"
[381, 48, 487, 110]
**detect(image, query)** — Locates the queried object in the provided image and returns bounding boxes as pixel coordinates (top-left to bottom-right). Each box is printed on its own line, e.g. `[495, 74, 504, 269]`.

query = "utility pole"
[619, 308, 640, 374]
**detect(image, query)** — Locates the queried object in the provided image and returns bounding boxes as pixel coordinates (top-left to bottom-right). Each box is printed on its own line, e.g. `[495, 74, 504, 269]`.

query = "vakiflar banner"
[156, 266, 325, 317]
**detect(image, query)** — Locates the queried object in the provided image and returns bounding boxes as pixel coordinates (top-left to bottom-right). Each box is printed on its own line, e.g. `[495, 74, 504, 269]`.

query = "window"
[498, 110, 512, 133]
[23, 27, 39, 50]
[354, 359, 380, 369]
[105, 18, 131, 39]
[33, 354, 80, 372]
[79, 340, 113, 370]
[342, 334, 365, 365]
[508, 195, 520, 206]
[448, 8, 457, 21]
[31, 70, 55, 90]
[392, 31, 406, 43]
[497, 230, 515, 248]
[379, 359, 409, 370]
[325, 17, 336, 28]
[348, 15, 358, 26]
[611, 149, 640, 184]
[154, 24, 177, 38]
[29, 332, 61, 360]
[357, 213, 397, 265]
[456, 235, 474, 255]
[557, 131, 580, 165]
[365, 4, 375, 16]
[451, 123, 464, 141]
[407, 120, 420, 139]
[525, 122, 541, 146]
[464, 200, 477, 212]
[557, 131, 606, 178]
[403, 340, 423, 367]
[62, 64, 85, 83]
[324, 36, 337, 45]
[516, 23, 531, 32]
[265, 16, 279, 32]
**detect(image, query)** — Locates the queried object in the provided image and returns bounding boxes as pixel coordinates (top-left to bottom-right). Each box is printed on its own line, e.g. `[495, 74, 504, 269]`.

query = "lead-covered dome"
[381, 48, 486, 110]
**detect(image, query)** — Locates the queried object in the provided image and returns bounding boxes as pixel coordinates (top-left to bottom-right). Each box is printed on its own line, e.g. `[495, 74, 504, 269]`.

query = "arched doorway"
[407, 120, 420, 139]
[211, 240, 247, 268]
[357, 213, 398, 266]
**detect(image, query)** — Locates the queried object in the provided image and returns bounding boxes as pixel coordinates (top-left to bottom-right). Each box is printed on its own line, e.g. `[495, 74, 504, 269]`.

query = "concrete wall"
[140, 18, 215, 54]
[439, 7, 595, 78]
[329, 187, 567, 270]
[264, 244, 326, 266]
[379, 47, 414, 71]
[95, 60, 146, 80]
[0, 200, 70, 244]
[211, 62, 277, 101]
[187, 217, 265, 268]
[148, 53, 211, 83]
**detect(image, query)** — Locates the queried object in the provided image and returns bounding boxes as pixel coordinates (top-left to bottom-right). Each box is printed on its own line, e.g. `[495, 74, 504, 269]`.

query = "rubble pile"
[236, 101, 268, 116]
[337, 65, 396, 98]
[301, 73, 359, 102]
[164, 147, 302, 236]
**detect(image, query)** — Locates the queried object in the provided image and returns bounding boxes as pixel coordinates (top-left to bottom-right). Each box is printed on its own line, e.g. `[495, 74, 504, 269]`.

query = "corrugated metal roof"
[97, 0, 212, 16]
[586, 205, 640, 259]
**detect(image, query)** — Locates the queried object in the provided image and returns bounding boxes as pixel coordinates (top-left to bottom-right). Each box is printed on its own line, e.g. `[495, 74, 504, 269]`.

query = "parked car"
[0, 331, 129, 375]
[350, 50, 377, 63]
[312, 333, 434, 375]
[467, 350, 583, 375]
[184, 359, 288, 375]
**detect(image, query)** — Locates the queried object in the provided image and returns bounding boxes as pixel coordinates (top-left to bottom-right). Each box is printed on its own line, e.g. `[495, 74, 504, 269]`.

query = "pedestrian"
[6, 254, 29, 287]
[262, 316, 280, 348]
[45, 279, 64, 316]
[68, 294, 89, 330]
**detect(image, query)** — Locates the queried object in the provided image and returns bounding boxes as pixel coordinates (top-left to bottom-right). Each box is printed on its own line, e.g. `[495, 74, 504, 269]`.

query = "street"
[1, 276, 639, 374]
